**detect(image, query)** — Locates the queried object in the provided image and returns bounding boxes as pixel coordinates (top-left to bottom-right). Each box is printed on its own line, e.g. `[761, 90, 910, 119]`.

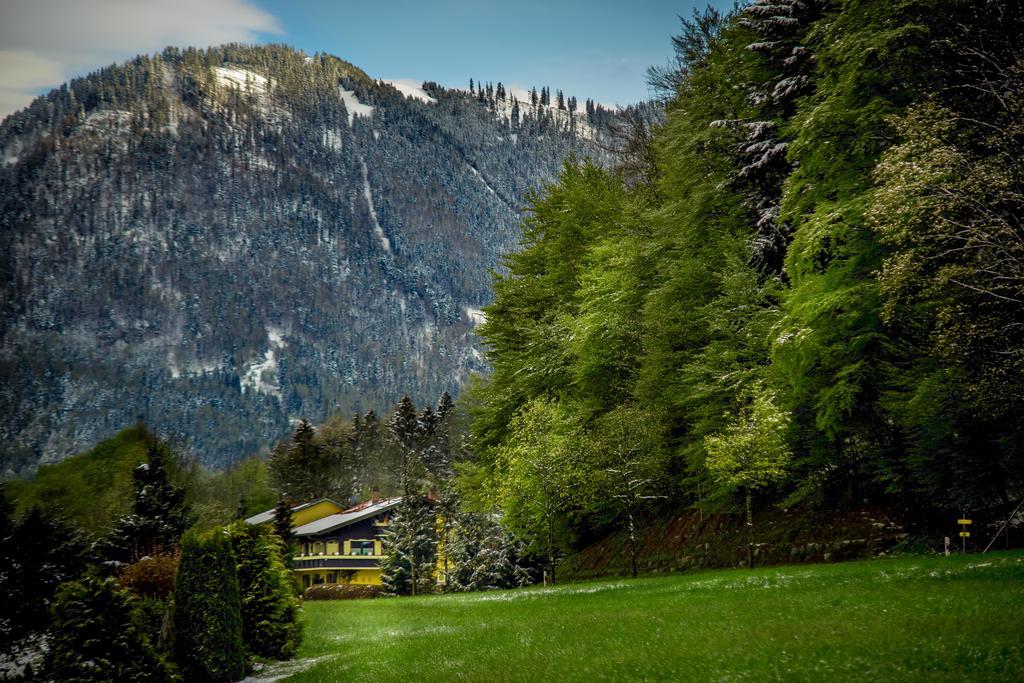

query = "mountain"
[0, 44, 615, 474]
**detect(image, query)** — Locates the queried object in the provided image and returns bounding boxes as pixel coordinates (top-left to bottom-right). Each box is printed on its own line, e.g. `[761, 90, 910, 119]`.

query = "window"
[350, 540, 375, 556]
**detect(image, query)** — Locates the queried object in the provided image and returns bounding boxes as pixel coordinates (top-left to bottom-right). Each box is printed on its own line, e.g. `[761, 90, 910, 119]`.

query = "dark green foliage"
[173, 529, 245, 682]
[98, 444, 195, 563]
[268, 419, 326, 503]
[273, 496, 295, 552]
[380, 496, 437, 596]
[227, 521, 302, 661]
[0, 505, 90, 649]
[44, 576, 171, 683]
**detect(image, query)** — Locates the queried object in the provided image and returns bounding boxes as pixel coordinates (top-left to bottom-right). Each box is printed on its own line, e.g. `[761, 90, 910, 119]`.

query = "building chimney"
[371, 486, 381, 504]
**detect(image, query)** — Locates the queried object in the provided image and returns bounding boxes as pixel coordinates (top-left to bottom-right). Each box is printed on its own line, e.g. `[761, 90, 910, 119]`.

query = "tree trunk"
[746, 487, 754, 569]
[410, 550, 417, 596]
[547, 510, 556, 586]
[627, 510, 638, 579]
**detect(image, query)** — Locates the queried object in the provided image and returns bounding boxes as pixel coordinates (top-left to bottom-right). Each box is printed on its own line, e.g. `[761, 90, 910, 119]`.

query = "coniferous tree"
[45, 577, 171, 683]
[173, 529, 245, 682]
[0, 506, 90, 648]
[379, 496, 437, 596]
[272, 496, 295, 559]
[268, 419, 326, 502]
[98, 445, 195, 563]
[227, 521, 302, 661]
[388, 396, 425, 496]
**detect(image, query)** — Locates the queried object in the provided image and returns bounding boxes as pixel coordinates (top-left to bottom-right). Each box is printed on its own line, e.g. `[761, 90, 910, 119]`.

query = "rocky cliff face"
[0, 45, 612, 473]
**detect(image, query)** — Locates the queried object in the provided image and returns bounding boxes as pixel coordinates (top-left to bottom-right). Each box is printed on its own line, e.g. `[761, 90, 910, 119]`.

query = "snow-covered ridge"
[383, 79, 437, 105]
[339, 87, 374, 126]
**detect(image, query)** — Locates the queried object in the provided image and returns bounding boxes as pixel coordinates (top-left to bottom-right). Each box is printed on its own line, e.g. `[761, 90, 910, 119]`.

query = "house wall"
[295, 513, 391, 586]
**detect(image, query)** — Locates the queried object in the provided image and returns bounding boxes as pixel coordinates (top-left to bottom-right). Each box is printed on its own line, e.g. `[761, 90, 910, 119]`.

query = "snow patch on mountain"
[323, 129, 344, 151]
[383, 79, 437, 105]
[241, 327, 287, 399]
[339, 87, 374, 126]
[467, 165, 499, 198]
[359, 157, 390, 252]
[464, 307, 487, 326]
[214, 66, 269, 94]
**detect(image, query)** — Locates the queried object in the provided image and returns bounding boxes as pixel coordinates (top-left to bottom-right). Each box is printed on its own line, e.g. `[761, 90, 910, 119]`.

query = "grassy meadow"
[265, 552, 1024, 682]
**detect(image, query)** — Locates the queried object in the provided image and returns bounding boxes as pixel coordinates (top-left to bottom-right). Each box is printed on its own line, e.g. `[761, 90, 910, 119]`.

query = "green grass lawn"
[267, 551, 1024, 682]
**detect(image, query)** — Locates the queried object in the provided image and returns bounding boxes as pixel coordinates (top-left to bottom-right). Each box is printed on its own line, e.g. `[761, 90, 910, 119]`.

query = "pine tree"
[0, 506, 89, 647]
[379, 496, 436, 596]
[98, 446, 195, 563]
[268, 419, 326, 502]
[272, 495, 295, 559]
[45, 577, 171, 682]
[388, 396, 425, 496]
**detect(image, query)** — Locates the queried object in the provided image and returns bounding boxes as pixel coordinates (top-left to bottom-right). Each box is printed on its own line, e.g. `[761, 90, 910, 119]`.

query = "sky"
[0, 0, 736, 118]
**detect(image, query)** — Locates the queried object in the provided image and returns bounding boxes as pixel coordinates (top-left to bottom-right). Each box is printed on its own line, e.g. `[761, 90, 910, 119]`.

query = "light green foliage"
[191, 456, 278, 530]
[286, 552, 1024, 682]
[474, 161, 629, 454]
[8, 425, 167, 534]
[705, 388, 791, 494]
[492, 399, 580, 574]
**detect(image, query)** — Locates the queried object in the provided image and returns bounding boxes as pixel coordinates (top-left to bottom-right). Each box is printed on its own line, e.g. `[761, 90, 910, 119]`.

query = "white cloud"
[0, 0, 282, 118]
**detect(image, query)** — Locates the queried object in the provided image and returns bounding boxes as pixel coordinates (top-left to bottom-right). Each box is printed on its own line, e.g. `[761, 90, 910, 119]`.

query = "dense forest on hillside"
[0, 44, 615, 474]
[465, 0, 1024, 573]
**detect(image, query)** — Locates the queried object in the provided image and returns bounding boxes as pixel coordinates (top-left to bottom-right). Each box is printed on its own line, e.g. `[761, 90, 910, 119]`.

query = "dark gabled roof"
[243, 497, 343, 526]
[292, 497, 402, 537]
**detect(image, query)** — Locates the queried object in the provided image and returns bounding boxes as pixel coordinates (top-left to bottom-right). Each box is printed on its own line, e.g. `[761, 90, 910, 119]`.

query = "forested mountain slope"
[0, 44, 613, 474]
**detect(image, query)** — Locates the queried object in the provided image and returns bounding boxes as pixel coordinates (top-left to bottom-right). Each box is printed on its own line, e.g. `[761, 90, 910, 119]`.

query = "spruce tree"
[98, 445, 195, 563]
[272, 496, 295, 559]
[0, 506, 89, 647]
[388, 396, 424, 496]
[379, 496, 436, 596]
[268, 419, 326, 502]
[45, 577, 171, 682]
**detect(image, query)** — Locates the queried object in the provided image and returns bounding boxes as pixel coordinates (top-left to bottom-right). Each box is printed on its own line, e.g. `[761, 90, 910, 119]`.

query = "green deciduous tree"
[705, 388, 791, 567]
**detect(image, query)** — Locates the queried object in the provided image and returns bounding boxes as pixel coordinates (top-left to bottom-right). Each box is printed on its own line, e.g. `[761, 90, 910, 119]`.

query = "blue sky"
[0, 0, 736, 117]
[253, 0, 736, 106]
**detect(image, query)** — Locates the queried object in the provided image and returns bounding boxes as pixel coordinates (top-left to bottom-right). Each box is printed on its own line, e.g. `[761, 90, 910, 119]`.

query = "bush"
[226, 521, 303, 660]
[303, 584, 382, 600]
[119, 554, 179, 599]
[173, 529, 245, 682]
[45, 576, 171, 682]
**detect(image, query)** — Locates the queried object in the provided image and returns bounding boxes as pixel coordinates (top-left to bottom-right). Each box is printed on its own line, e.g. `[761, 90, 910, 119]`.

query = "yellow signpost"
[959, 516, 972, 553]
